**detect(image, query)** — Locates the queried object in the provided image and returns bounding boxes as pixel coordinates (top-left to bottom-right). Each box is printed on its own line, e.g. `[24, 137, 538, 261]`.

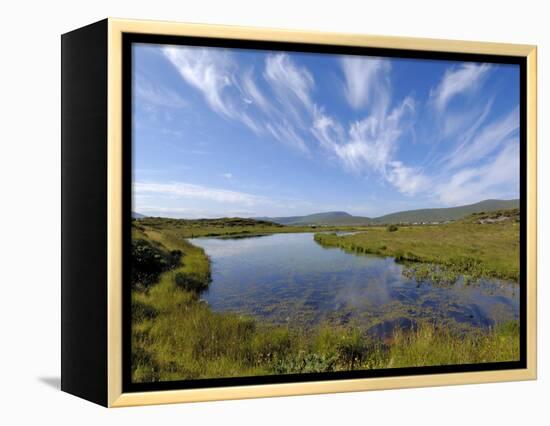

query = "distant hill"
[259, 199, 519, 226]
[372, 199, 519, 224]
[132, 212, 147, 219]
[256, 211, 372, 226]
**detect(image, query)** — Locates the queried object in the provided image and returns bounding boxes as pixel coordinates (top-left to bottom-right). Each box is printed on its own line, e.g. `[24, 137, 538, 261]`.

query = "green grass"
[134, 216, 369, 239]
[385, 320, 519, 367]
[131, 216, 520, 382]
[314, 209, 520, 282]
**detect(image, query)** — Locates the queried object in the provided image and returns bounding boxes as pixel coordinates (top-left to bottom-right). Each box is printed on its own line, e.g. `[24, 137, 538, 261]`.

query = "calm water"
[190, 233, 518, 336]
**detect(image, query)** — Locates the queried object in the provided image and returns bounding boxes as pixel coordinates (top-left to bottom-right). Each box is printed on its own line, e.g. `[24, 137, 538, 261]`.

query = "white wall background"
[0, 0, 546, 424]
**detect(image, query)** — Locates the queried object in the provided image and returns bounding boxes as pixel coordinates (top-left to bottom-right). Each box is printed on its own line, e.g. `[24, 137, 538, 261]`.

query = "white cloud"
[430, 63, 491, 112]
[444, 107, 519, 170]
[157, 47, 517, 208]
[311, 106, 345, 151]
[311, 96, 421, 195]
[162, 47, 316, 151]
[327, 57, 404, 187]
[134, 181, 268, 206]
[162, 46, 234, 117]
[340, 56, 391, 110]
[386, 161, 430, 196]
[253, 54, 318, 151]
[133, 181, 321, 218]
[135, 74, 187, 108]
[240, 69, 271, 112]
[264, 53, 315, 113]
[266, 121, 309, 153]
[435, 141, 519, 205]
[347, 97, 415, 173]
[162, 45, 262, 135]
[441, 97, 493, 140]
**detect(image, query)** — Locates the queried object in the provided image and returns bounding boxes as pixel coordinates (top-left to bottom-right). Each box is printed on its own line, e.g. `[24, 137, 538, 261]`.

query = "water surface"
[190, 233, 518, 336]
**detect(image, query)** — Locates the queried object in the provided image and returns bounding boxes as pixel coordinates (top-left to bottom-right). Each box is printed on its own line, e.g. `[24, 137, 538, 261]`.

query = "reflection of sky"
[191, 233, 519, 333]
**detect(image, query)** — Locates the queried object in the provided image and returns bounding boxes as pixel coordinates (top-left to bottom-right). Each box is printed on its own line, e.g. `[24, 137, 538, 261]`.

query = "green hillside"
[259, 199, 519, 226]
[372, 199, 519, 224]
[257, 211, 371, 226]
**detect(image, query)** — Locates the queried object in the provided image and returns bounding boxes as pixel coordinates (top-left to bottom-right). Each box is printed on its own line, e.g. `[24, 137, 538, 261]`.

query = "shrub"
[387, 224, 399, 232]
[131, 239, 181, 289]
[174, 272, 208, 293]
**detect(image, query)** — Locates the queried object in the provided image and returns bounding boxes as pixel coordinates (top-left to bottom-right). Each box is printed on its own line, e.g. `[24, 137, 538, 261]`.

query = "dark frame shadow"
[38, 376, 61, 390]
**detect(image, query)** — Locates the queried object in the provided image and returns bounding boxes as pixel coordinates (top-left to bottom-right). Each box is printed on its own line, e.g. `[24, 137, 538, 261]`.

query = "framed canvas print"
[61, 18, 537, 407]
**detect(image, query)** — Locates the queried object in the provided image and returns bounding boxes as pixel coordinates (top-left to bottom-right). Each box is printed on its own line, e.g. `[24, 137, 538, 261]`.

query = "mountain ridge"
[256, 199, 519, 226]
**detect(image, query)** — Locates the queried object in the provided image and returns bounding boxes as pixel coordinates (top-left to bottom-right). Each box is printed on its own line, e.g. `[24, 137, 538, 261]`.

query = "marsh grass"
[314, 210, 520, 282]
[386, 321, 520, 367]
[134, 216, 367, 239]
[131, 216, 520, 382]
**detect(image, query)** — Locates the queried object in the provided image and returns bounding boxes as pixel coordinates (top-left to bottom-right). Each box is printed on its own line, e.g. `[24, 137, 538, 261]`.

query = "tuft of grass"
[386, 321, 520, 367]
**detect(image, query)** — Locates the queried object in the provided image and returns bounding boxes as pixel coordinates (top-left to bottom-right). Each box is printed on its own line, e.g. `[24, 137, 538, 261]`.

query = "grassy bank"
[131, 217, 519, 382]
[314, 209, 520, 283]
[134, 216, 368, 239]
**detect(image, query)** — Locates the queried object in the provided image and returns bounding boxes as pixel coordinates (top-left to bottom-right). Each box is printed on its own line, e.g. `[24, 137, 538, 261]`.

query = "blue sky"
[132, 43, 520, 218]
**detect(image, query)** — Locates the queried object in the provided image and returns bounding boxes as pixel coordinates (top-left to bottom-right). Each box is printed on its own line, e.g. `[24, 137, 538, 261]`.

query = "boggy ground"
[131, 212, 520, 383]
[315, 209, 520, 284]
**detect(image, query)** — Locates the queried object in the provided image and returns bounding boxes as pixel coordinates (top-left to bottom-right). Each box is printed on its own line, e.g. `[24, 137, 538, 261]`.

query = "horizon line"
[133, 198, 520, 221]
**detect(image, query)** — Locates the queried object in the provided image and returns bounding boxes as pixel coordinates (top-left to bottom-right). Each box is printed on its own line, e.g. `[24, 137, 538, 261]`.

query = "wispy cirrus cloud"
[162, 46, 262, 135]
[261, 53, 316, 150]
[133, 181, 320, 217]
[312, 95, 425, 195]
[321, 55, 432, 197]
[311, 106, 345, 151]
[150, 45, 519, 213]
[444, 107, 519, 170]
[386, 161, 430, 196]
[240, 68, 271, 113]
[264, 53, 315, 112]
[134, 181, 268, 206]
[266, 121, 309, 153]
[135, 74, 187, 108]
[341, 97, 415, 174]
[162, 46, 234, 117]
[430, 63, 491, 112]
[340, 56, 391, 111]
[162, 47, 315, 152]
[435, 141, 519, 205]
